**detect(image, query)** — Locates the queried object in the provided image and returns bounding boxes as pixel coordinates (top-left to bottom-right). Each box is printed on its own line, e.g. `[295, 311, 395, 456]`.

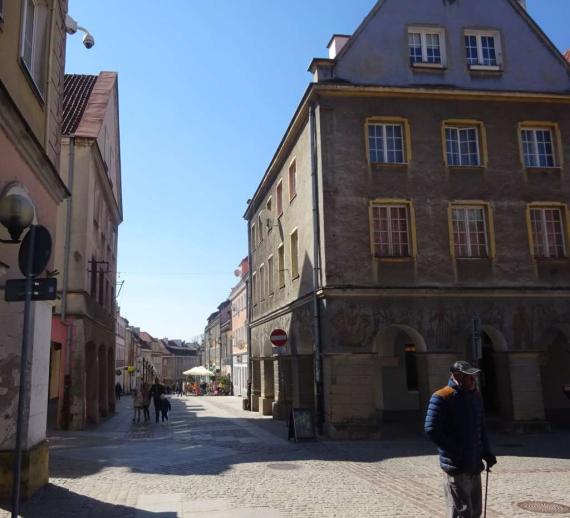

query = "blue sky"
[65, 0, 569, 341]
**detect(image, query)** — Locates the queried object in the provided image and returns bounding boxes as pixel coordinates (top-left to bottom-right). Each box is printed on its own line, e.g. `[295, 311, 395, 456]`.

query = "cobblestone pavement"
[1, 395, 570, 517]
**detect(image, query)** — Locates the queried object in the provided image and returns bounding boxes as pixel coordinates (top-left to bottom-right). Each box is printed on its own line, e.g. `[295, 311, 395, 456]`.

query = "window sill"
[533, 257, 569, 263]
[455, 256, 493, 262]
[291, 274, 300, 281]
[373, 256, 414, 263]
[411, 62, 446, 70]
[468, 64, 502, 73]
[370, 162, 408, 170]
[447, 165, 485, 172]
[525, 166, 561, 173]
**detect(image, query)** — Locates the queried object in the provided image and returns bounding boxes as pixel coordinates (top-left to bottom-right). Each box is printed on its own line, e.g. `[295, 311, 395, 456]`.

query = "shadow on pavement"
[0, 484, 175, 518]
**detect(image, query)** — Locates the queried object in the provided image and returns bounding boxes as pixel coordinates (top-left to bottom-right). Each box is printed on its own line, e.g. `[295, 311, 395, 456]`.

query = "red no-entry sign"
[270, 329, 288, 347]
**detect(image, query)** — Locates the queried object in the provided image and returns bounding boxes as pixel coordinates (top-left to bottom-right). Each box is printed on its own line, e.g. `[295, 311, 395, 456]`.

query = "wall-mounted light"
[0, 193, 34, 243]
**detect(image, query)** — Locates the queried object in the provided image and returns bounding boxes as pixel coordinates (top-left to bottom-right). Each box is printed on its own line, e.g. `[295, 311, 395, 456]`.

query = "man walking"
[425, 361, 497, 518]
[149, 377, 165, 424]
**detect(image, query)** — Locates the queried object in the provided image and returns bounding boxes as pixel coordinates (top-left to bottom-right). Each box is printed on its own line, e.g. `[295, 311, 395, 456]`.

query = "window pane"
[465, 35, 478, 65]
[481, 36, 497, 66]
[522, 129, 555, 168]
[368, 124, 385, 163]
[408, 32, 422, 63]
[425, 33, 441, 63]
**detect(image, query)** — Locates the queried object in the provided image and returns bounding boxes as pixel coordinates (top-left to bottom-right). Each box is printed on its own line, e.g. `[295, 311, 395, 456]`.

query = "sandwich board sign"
[288, 408, 316, 442]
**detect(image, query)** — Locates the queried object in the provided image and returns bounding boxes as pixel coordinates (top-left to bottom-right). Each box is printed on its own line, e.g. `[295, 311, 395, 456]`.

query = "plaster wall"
[334, 0, 570, 92]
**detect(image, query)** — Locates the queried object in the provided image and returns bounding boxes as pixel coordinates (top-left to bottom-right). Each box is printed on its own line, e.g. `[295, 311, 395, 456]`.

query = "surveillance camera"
[82, 33, 95, 49]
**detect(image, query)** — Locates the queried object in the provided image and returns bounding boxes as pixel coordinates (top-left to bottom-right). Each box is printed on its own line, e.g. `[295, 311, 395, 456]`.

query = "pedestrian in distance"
[141, 382, 151, 422]
[149, 377, 165, 424]
[132, 387, 143, 423]
[425, 361, 497, 518]
[115, 382, 122, 400]
[160, 393, 171, 422]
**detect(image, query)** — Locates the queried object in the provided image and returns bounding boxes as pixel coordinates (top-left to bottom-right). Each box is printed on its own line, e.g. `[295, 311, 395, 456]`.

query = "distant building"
[162, 341, 200, 387]
[115, 310, 128, 389]
[229, 257, 249, 397]
[204, 310, 221, 372]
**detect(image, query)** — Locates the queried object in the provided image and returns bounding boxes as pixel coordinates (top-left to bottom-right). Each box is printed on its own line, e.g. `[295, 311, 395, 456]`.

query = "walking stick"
[484, 466, 491, 518]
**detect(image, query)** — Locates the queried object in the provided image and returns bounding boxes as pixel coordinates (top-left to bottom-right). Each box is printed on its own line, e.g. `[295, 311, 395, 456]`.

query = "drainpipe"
[246, 220, 253, 409]
[61, 136, 75, 429]
[309, 102, 324, 434]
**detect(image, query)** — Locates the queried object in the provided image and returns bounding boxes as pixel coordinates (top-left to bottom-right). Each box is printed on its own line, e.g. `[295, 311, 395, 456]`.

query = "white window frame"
[368, 123, 406, 165]
[530, 207, 566, 259]
[258, 213, 263, 243]
[445, 126, 481, 167]
[251, 223, 256, 249]
[464, 30, 502, 70]
[408, 26, 446, 68]
[259, 263, 265, 301]
[252, 272, 257, 305]
[290, 228, 299, 279]
[276, 180, 283, 217]
[451, 206, 489, 258]
[521, 127, 557, 168]
[20, 0, 49, 97]
[288, 159, 297, 202]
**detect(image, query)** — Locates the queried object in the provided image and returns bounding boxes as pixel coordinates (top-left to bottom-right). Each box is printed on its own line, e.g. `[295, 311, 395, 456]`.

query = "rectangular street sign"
[5, 278, 57, 302]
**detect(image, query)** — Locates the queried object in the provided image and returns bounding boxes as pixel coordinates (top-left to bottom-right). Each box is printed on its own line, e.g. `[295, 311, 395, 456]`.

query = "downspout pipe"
[246, 222, 253, 409]
[309, 102, 324, 434]
[61, 136, 75, 429]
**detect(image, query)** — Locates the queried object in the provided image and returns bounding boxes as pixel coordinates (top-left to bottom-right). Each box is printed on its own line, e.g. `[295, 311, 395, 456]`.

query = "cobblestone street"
[2, 395, 569, 517]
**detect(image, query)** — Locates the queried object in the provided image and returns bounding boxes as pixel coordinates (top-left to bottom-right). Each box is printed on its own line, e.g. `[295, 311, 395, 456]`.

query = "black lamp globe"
[0, 194, 34, 242]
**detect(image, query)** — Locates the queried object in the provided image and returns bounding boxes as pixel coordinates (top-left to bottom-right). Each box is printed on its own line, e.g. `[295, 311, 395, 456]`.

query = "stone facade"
[245, 0, 570, 437]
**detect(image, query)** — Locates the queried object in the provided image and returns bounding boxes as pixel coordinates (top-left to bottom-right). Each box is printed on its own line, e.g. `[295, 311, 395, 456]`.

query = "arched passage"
[85, 342, 98, 423]
[98, 345, 108, 418]
[540, 326, 570, 426]
[374, 325, 427, 420]
[107, 347, 115, 413]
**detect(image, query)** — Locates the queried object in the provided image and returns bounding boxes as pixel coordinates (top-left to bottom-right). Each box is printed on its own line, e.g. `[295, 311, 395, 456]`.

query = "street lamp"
[0, 194, 34, 243]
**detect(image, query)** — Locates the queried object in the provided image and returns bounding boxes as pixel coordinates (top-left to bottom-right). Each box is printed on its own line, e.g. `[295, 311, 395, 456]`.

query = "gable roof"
[333, 0, 570, 72]
[62, 74, 97, 136]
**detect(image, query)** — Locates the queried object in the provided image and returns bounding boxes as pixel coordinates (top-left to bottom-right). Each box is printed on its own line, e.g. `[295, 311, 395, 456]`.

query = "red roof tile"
[62, 74, 97, 135]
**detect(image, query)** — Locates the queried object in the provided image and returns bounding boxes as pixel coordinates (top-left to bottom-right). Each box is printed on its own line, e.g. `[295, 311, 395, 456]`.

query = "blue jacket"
[424, 379, 492, 475]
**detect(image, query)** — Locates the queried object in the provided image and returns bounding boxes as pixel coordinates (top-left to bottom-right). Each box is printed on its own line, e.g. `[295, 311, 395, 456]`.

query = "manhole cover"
[517, 501, 570, 514]
[267, 463, 300, 471]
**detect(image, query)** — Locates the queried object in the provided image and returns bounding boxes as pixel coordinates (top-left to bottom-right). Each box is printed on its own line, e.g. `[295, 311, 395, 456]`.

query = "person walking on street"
[132, 386, 143, 423]
[115, 382, 122, 401]
[424, 361, 497, 518]
[160, 394, 171, 422]
[149, 377, 165, 424]
[141, 382, 151, 422]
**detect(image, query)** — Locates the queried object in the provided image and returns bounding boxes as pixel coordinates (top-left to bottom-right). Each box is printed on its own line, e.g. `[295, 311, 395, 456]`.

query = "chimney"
[327, 34, 351, 59]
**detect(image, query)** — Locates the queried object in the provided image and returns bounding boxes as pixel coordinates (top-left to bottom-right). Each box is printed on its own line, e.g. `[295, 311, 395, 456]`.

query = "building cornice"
[0, 82, 70, 203]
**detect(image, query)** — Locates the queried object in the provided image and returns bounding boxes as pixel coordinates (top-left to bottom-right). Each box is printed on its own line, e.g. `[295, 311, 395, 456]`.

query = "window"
[529, 206, 566, 259]
[445, 126, 481, 167]
[0, 0, 4, 22]
[266, 198, 273, 232]
[368, 123, 405, 164]
[266, 197, 272, 212]
[408, 27, 446, 66]
[290, 229, 299, 279]
[288, 159, 297, 201]
[451, 206, 489, 258]
[20, 0, 49, 96]
[268, 255, 274, 295]
[258, 214, 263, 243]
[371, 203, 413, 258]
[251, 223, 256, 248]
[252, 272, 257, 305]
[404, 344, 418, 391]
[277, 243, 285, 287]
[521, 127, 557, 168]
[464, 30, 502, 69]
[259, 264, 265, 300]
[276, 180, 283, 216]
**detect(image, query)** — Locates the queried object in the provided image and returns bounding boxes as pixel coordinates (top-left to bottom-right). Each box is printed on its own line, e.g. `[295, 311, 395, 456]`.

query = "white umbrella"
[183, 366, 214, 377]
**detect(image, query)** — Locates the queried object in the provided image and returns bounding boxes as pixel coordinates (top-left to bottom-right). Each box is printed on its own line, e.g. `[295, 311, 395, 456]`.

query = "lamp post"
[0, 193, 36, 518]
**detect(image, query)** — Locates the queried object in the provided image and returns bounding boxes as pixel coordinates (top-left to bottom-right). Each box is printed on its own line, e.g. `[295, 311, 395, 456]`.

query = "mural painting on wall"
[332, 302, 373, 347]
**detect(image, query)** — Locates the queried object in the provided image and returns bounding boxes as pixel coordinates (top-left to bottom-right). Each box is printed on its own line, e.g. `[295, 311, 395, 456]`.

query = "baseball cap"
[450, 361, 480, 375]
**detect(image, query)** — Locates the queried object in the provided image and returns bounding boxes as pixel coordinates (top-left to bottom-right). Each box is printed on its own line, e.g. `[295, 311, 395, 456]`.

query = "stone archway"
[85, 342, 98, 424]
[374, 325, 427, 421]
[540, 325, 570, 426]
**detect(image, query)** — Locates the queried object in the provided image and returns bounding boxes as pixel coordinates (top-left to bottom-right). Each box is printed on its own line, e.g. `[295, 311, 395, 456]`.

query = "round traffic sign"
[270, 329, 288, 347]
[19, 225, 52, 278]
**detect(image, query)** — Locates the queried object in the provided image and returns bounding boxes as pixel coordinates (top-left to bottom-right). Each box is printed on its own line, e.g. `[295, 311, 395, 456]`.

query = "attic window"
[408, 27, 446, 68]
[465, 30, 502, 71]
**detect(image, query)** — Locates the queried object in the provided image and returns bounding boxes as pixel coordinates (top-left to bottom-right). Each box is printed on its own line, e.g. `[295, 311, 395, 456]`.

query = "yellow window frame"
[447, 201, 496, 260]
[518, 121, 563, 170]
[525, 202, 570, 261]
[441, 119, 488, 168]
[365, 116, 412, 166]
[369, 198, 417, 261]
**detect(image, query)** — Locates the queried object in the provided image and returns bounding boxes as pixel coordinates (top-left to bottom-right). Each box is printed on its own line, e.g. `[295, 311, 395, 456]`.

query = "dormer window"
[408, 27, 446, 68]
[464, 30, 502, 70]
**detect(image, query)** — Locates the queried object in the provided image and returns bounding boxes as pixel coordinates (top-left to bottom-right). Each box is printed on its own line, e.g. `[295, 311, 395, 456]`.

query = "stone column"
[259, 359, 275, 416]
[508, 352, 547, 430]
[250, 359, 261, 412]
[272, 357, 292, 421]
